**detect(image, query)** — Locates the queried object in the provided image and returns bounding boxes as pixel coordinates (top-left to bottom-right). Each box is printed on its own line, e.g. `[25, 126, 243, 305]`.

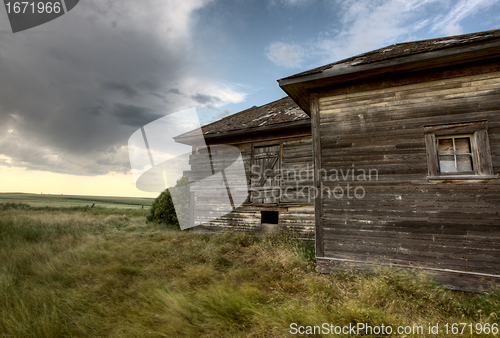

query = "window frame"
[423, 121, 496, 180]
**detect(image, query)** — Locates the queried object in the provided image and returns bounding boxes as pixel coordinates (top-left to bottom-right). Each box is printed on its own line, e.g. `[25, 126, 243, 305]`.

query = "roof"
[279, 28, 500, 114]
[282, 29, 500, 80]
[174, 97, 309, 144]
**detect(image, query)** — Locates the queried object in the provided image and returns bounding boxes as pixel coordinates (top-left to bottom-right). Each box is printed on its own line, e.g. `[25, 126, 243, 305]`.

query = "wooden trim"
[316, 257, 500, 279]
[279, 141, 283, 203]
[311, 94, 324, 257]
[427, 175, 498, 180]
[424, 133, 439, 177]
[280, 44, 500, 115]
[236, 205, 289, 212]
[175, 119, 310, 144]
[423, 120, 487, 135]
[315, 63, 500, 101]
[424, 120, 495, 178]
[252, 140, 282, 147]
[475, 129, 494, 175]
[279, 41, 500, 87]
[249, 142, 254, 203]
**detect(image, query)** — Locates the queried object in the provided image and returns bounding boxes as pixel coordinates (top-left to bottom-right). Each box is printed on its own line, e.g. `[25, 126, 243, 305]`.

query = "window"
[436, 135, 474, 173]
[424, 121, 496, 179]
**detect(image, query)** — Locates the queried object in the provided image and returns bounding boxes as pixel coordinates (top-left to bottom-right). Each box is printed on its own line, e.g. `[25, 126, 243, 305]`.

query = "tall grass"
[0, 203, 498, 337]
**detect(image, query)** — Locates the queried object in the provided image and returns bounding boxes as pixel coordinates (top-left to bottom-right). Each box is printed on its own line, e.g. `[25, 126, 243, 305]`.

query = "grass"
[0, 193, 154, 209]
[0, 203, 499, 337]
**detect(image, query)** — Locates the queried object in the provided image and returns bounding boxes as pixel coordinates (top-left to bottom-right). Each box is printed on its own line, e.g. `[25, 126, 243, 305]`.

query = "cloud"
[102, 81, 139, 98]
[431, 0, 498, 35]
[317, 0, 440, 61]
[168, 88, 182, 95]
[266, 42, 305, 68]
[0, 0, 247, 177]
[112, 103, 163, 127]
[176, 77, 247, 108]
[191, 93, 222, 106]
[269, 0, 312, 6]
[267, 0, 498, 69]
[83, 0, 212, 49]
[0, 130, 131, 175]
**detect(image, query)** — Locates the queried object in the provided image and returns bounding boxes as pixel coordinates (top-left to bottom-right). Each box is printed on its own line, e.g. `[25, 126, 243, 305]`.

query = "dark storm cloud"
[191, 93, 222, 106]
[102, 81, 139, 98]
[0, 0, 209, 176]
[112, 103, 163, 127]
[168, 88, 182, 95]
[89, 101, 107, 116]
[138, 80, 163, 92]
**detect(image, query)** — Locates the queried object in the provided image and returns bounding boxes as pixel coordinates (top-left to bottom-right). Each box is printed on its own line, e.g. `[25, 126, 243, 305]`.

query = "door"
[251, 144, 280, 204]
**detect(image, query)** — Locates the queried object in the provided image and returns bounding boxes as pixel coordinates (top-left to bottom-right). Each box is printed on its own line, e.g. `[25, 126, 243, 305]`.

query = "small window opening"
[261, 211, 279, 224]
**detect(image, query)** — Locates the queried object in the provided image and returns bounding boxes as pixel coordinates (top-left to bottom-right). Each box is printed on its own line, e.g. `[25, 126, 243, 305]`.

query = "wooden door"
[251, 144, 280, 204]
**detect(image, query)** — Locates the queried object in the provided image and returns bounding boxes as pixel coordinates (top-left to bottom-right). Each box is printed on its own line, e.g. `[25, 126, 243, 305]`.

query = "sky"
[0, 0, 499, 198]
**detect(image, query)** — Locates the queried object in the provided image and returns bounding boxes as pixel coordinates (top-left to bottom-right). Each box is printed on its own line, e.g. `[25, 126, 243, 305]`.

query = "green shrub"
[147, 176, 190, 229]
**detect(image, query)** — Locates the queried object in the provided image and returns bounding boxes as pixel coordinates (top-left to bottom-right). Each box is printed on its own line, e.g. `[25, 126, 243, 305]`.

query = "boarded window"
[251, 144, 280, 204]
[424, 121, 496, 179]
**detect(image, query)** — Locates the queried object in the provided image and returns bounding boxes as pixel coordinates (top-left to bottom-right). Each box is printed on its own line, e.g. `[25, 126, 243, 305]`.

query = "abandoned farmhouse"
[176, 29, 500, 290]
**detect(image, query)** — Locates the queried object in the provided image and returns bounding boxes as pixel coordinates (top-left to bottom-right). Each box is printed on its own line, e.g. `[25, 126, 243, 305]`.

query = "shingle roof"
[200, 97, 308, 136]
[281, 29, 500, 80]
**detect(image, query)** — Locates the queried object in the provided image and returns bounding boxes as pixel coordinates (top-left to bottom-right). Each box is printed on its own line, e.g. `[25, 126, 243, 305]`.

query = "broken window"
[424, 121, 496, 179]
[436, 135, 474, 173]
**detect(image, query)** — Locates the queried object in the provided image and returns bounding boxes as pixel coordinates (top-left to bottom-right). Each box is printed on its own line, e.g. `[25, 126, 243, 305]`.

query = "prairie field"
[0, 193, 154, 209]
[0, 201, 499, 337]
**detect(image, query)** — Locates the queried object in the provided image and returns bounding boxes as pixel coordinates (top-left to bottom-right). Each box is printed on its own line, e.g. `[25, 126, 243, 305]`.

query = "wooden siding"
[188, 131, 314, 237]
[316, 69, 500, 290]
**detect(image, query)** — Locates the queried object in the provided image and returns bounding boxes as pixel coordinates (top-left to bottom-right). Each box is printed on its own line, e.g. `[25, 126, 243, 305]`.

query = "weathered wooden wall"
[315, 63, 500, 290]
[187, 130, 315, 237]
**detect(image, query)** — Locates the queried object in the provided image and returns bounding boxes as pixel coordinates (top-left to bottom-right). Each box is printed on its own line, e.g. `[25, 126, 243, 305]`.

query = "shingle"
[281, 29, 500, 80]
[200, 97, 308, 136]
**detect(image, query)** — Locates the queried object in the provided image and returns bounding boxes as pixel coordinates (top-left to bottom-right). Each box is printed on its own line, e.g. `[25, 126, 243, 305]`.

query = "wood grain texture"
[315, 67, 500, 290]
[187, 128, 314, 235]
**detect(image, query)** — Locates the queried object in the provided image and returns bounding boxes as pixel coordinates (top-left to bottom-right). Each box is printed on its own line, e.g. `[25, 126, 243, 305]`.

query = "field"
[0, 193, 154, 209]
[0, 199, 499, 337]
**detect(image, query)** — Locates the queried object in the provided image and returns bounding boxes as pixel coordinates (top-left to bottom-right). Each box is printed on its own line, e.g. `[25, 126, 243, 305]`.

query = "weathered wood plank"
[316, 68, 500, 285]
[311, 95, 324, 257]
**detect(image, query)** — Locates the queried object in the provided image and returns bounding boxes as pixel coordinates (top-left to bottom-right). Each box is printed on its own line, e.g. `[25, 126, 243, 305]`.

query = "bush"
[147, 177, 190, 229]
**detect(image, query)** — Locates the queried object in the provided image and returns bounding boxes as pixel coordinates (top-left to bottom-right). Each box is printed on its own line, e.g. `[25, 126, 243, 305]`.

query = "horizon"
[1, 0, 499, 197]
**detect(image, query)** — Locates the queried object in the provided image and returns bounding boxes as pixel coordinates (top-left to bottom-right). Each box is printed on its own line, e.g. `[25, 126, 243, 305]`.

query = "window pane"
[439, 155, 456, 172]
[455, 137, 471, 154]
[437, 139, 454, 155]
[457, 155, 473, 172]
